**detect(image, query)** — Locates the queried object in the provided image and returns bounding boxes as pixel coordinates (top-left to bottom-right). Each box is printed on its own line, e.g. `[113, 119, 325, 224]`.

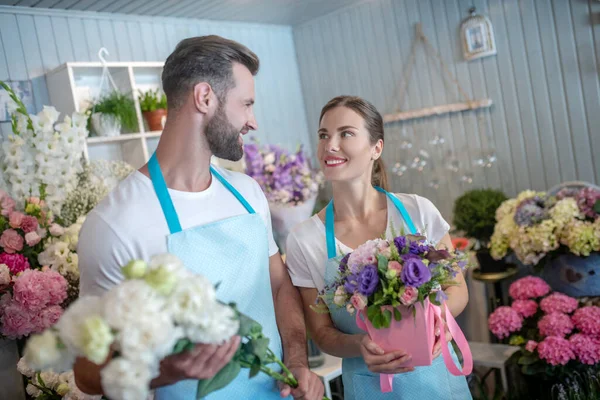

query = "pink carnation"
[540, 293, 579, 314]
[537, 336, 575, 366]
[8, 212, 24, 229]
[509, 276, 551, 300]
[525, 340, 538, 353]
[20, 216, 38, 234]
[569, 334, 600, 365]
[24, 231, 41, 247]
[0, 229, 24, 253]
[0, 253, 30, 274]
[13, 270, 67, 312]
[512, 300, 538, 318]
[0, 301, 36, 338]
[538, 312, 574, 338]
[399, 286, 418, 306]
[572, 306, 600, 336]
[488, 306, 523, 339]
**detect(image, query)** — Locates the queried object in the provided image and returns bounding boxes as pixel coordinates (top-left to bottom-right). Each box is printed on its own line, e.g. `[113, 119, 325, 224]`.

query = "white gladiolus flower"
[100, 358, 153, 400]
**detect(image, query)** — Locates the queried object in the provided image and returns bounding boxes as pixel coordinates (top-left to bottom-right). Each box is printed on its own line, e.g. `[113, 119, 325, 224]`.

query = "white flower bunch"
[0, 82, 88, 214]
[38, 217, 86, 279]
[17, 357, 101, 400]
[23, 253, 239, 400]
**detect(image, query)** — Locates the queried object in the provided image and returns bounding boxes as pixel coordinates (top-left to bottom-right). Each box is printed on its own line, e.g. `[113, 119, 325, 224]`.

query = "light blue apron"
[323, 187, 472, 400]
[148, 153, 287, 400]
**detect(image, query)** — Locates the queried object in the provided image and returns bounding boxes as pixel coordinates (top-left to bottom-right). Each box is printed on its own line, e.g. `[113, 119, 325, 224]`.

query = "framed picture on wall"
[461, 8, 496, 61]
[0, 80, 35, 122]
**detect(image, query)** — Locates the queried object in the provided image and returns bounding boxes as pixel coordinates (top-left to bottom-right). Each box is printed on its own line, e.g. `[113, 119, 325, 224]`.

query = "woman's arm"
[437, 233, 469, 318]
[299, 288, 413, 374]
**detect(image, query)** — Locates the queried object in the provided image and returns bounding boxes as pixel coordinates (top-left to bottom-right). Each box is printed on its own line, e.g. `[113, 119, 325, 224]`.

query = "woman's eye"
[318, 133, 328, 139]
[341, 131, 353, 137]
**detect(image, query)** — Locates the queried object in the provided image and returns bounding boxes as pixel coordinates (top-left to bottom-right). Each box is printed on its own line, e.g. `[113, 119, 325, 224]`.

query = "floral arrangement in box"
[243, 139, 324, 206]
[490, 187, 600, 266]
[0, 81, 88, 215]
[23, 253, 328, 400]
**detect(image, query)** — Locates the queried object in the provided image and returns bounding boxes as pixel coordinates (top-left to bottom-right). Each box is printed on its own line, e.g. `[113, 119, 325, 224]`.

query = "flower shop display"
[488, 275, 600, 399]
[489, 186, 600, 297]
[452, 188, 508, 273]
[316, 228, 473, 392]
[138, 89, 168, 131]
[244, 139, 324, 252]
[0, 81, 88, 215]
[23, 253, 329, 400]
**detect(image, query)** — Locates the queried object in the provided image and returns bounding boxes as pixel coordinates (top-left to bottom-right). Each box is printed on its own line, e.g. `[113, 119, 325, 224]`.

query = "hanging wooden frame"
[384, 23, 492, 124]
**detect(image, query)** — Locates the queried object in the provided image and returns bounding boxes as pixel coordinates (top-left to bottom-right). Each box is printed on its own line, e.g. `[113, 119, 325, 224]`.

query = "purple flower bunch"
[244, 139, 323, 206]
[318, 230, 470, 329]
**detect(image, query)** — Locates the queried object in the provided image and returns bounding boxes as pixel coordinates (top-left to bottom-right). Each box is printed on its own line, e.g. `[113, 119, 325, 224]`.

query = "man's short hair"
[161, 35, 259, 110]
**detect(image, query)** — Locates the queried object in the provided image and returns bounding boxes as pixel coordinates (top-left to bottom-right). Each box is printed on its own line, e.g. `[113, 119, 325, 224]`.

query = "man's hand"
[432, 318, 452, 359]
[156, 336, 241, 386]
[359, 335, 414, 374]
[278, 365, 324, 400]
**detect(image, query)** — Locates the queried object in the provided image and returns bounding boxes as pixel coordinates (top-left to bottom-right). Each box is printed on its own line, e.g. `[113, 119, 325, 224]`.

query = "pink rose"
[8, 212, 24, 229]
[0, 194, 15, 217]
[525, 340, 538, 353]
[351, 293, 368, 311]
[24, 232, 41, 247]
[388, 261, 403, 275]
[0, 229, 24, 253]
[20, 216, 38, 234]
[399, 286, 418, 306]
[49, 223, 64, 237]
[0, 300, 36, 338]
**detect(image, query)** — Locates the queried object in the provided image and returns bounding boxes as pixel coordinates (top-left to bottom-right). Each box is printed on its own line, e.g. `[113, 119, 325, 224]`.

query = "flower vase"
[0, 338, 26, 400]
[269, 195, 317, 254]
[91, 112, 121, 137]
[541, 252, 600, 298]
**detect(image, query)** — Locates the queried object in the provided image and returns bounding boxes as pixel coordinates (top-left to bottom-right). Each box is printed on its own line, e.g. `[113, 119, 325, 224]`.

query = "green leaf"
[397, 286, 406, 298]
[367, 305, 380, 322]
[172, 338, 194, 354]
[249, 357, 261, 378]
[382, 310, 392, 328]
[196, 361, 242, 399]
[594, 199, 600, 214]
[518, 354, 538, 365]
[508, 335, 525, 346]
[234, 305, 262, 337]
[393, 308, 402, 321]
[248, 337, 270, 361]
[377, 254, 388, 274]
[411, 306, 416, 319]
[429, 292, 441, 306]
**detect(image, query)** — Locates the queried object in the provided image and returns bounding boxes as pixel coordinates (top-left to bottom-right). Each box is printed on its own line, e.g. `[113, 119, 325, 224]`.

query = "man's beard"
[205, 105, 244, 161]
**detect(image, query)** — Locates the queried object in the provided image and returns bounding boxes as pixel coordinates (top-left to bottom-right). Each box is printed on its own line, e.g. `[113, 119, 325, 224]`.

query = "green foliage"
[138, 89, 167, 112]
[93, 91, 138, 132]
[453, 189, 508, 244]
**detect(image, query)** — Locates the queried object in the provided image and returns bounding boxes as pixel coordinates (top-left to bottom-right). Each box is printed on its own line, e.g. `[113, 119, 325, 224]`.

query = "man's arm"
[270, 253, 324, 399]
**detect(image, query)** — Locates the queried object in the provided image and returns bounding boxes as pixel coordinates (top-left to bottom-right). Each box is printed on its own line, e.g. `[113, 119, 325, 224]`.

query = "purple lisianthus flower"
[339, 253, 351, 273]
[435, 290, 449, 304]
[394, 236, 407, 253]
[344, 274, 359, 293]
[408, 241, 429, 255]
[358, 265, 379, 296]
[401, 258, 431, 287]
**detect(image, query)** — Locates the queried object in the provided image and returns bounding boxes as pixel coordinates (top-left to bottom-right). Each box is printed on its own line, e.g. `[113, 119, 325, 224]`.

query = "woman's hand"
[359, 335, 415, 374]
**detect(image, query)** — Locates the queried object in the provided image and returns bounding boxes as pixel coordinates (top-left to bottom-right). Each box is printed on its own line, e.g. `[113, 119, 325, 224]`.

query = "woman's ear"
[372, 139, 384, 160]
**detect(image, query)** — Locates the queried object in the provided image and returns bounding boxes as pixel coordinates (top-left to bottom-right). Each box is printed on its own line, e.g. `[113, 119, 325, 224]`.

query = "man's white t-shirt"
[78, 166, 278, 297]
[285, 193, 450, 292]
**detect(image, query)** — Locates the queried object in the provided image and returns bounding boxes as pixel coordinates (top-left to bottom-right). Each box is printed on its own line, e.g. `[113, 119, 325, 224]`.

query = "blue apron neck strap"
[324, 187, 418, 258]
[148, 152, 182, 234]
[325, 200, 336, 259]
[209, 165, 255, 214]
[148, 153, 256, 235]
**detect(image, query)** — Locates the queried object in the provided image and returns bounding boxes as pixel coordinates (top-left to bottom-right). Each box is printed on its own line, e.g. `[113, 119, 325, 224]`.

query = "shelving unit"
[46, 61, 165, 169]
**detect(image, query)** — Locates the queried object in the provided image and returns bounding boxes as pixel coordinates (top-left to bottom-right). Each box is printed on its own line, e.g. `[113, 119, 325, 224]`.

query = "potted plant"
[91, 91, 138, 136]
[453, 188, 508, 273]
[138, 89, 167, 132]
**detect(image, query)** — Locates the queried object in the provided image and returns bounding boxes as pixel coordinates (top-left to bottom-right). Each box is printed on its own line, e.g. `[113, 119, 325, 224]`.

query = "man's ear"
[193, 82, 214, 114]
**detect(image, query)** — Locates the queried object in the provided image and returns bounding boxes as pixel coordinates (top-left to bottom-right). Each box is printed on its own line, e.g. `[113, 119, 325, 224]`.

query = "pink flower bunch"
[572, 306, 600, 336]
[0, 190, 15, 217]
[0, 253, 30, 275]
[511, 299, 538, 318]
[508, 276, 551, 300]
[488, 306, 523, 339]
[537, 336, 576, 366]
[569, 334, 600, 365]
[539, 292, 579, 314]
[347, 239, 382, 273]
[0, 269, 67, 338]
[538, 312, 574, 338]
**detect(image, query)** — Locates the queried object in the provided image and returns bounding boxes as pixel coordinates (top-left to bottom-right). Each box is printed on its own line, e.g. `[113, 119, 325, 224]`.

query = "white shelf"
[46, 62, 166, 169]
